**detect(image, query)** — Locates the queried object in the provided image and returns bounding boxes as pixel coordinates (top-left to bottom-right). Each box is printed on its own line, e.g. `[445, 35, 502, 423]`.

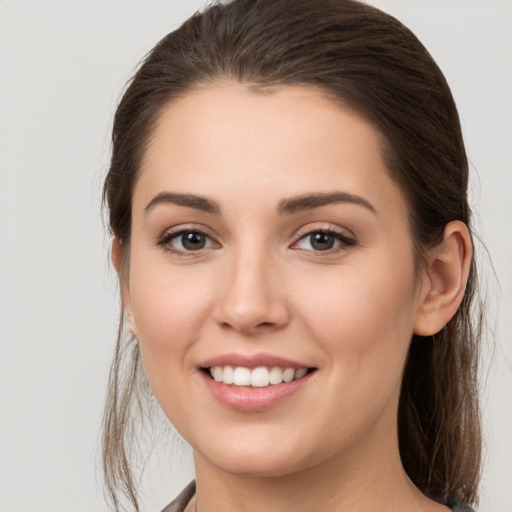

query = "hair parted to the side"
[101, 0, 482, 510]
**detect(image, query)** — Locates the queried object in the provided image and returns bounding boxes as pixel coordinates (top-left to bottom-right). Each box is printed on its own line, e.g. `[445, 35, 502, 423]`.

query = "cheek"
[127, 255, 213, 390]
[295, 256, 418, 377]
[288, 262, 418, 446]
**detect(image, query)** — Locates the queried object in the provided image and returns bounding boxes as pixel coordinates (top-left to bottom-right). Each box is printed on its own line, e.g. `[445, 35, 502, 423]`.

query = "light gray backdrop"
[1, 1, 510, 511]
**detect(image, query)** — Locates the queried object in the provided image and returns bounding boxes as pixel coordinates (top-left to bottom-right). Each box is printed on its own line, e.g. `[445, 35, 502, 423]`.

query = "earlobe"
[414, 221, 472, 336]
[111, 237, 122, 274]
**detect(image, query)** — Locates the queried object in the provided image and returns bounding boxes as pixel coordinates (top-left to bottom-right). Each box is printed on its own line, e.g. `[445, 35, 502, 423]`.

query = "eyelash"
[157, 228, 217, 256]
[156, 227, 356, 256]
[291, 228, 356, 255]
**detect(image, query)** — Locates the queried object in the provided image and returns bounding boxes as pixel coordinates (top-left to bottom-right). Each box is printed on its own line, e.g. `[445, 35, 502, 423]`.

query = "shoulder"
[160, 481, 196, 512]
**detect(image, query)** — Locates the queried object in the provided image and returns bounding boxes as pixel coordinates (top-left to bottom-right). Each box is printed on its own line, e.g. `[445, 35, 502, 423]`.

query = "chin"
[194, 431, 321, 479]
[212, 453, 309, 478]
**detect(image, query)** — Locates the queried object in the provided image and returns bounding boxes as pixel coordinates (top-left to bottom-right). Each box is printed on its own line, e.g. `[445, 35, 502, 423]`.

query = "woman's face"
[124, 83, 429, 477]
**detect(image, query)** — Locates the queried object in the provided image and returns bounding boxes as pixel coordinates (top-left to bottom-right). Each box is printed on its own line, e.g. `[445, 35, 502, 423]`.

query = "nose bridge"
[214, 237, 289, 333]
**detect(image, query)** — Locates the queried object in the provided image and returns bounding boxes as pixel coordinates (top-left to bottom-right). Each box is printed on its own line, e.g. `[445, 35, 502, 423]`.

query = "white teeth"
[212, 366, 223, 382]
[282, 368, 295, 383]
[233, 367, 251, 386]
[269, 367, 283, 385]
[223, 365, 234, 384]
[251, 367, 270, 387]
[294, 368, 308, 380]
[208, 365, 310, 387]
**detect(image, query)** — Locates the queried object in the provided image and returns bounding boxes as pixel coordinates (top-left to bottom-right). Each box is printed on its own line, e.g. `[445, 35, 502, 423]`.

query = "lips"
[198, 353, 316, 412]
[200, 353, 310, 370]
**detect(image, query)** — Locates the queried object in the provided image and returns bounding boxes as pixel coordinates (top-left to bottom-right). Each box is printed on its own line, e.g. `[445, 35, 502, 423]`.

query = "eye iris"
[182, 232, 205, 250]
[310, 232, 335, 251]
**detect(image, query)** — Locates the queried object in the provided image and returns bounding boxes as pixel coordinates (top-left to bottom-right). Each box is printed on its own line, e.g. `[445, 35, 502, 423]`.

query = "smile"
[198, 354, 317, 412]
[208, 365, 309, 387]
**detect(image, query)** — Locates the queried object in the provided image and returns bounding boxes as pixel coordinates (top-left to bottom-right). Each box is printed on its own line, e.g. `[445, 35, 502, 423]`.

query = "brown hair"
[102, 0, 482, 510]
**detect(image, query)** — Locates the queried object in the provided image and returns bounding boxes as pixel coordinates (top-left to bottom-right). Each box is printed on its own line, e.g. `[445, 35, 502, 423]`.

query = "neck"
[192, 421, 443, 512]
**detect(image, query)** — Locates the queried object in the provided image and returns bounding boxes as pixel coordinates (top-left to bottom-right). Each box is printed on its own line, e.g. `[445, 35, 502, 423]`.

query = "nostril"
[218, 319, 280, 332]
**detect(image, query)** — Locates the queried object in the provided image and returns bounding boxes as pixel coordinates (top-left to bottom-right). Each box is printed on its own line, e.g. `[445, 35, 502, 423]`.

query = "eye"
[158, 229, 217, 253]
[293, 229, 355, 252]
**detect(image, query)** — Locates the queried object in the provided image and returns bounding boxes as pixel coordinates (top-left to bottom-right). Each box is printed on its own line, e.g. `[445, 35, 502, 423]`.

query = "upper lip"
[198, 353, 313, 370]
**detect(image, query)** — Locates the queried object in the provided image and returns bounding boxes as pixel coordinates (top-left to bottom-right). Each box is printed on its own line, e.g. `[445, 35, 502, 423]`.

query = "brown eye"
[309, 232, 335, 251]
[181, 231, 207, 250]
[293, 229, 355, 253]
[158, 229, 216, 253]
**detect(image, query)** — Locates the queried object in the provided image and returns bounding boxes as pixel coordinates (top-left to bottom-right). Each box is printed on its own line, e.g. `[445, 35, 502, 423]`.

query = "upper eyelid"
[293, 223, 355, 239]
[159, 223, 217, 239]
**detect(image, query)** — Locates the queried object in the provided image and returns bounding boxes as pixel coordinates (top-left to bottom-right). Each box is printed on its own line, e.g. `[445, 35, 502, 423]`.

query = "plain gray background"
[1, 1, 510, 511]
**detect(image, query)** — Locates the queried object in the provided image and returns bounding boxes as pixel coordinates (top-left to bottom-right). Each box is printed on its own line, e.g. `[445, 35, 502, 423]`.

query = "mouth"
[198, 353, 317, 411]
[202, 365, 315, 387]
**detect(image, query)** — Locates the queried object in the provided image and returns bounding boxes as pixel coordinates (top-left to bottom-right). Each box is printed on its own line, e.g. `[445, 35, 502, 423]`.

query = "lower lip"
[200, 371, 314, 412]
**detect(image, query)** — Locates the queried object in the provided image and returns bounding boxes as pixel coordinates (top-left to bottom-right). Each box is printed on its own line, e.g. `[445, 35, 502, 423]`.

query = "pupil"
[311, 232, 334, 251]
[182, 232, 205, 250]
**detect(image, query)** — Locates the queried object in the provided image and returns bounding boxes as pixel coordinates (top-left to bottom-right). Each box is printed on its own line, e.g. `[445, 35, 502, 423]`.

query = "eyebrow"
[278, 192, 378, 215]
[144, 190, 378, 217]
[145, 192, 221, 215]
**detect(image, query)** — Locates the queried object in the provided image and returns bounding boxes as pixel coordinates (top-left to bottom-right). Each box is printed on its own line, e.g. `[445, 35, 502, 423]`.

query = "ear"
[111, 237, 138, 337]
[111, 236, 123, 274]
[414, 221, 472, 336]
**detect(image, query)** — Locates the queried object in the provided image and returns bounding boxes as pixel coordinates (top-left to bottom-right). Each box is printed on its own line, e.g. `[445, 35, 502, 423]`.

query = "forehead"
[135, 82, 406, 218]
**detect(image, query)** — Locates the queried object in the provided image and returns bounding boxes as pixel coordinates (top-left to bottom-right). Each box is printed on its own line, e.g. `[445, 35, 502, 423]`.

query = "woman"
[101, 0, 482, 511]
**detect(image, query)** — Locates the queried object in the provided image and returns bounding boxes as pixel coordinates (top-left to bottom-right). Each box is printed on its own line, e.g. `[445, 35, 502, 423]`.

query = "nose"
[213, 248, 290, 334]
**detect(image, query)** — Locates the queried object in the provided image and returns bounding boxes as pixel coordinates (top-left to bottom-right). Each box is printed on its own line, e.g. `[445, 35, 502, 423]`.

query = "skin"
[114, 82, 471, 512]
